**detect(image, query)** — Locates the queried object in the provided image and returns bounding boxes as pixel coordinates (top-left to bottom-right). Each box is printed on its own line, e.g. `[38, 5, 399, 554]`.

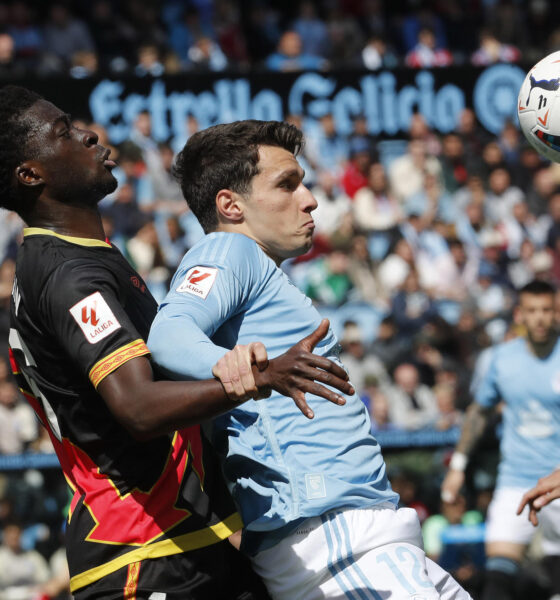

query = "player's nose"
[299, 184, 318, 212]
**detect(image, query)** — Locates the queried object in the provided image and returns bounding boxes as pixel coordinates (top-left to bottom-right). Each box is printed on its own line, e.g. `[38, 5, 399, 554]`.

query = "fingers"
[297, 319, 330, 352]
[248, 342, 269, 371]
[294, 363, 354, 396]
[284, 375, 346, 407]
[212, 346, 259, 402]
[528, 507, 539, 526]
[301, 353, 349, 382]
[290, 390, 314, 419]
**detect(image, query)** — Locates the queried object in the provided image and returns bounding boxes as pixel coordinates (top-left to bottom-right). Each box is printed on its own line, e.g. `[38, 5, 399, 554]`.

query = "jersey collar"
[23, 227, 112, 248]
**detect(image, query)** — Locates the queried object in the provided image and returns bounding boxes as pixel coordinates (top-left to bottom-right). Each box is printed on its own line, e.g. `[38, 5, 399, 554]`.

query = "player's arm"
[517, 469, 560, 526]
[441, 402, 494, 502]
[98, 320, 352, 440]
[441, 350, 499, 503]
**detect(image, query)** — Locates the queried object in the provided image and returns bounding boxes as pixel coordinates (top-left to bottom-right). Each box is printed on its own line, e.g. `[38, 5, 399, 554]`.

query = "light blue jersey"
[476, 336, 560, 489]
[148, 232, 398, 553]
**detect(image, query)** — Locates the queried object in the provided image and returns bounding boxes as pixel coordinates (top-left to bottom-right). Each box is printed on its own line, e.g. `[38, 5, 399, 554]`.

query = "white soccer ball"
[518, 50, 560, 162]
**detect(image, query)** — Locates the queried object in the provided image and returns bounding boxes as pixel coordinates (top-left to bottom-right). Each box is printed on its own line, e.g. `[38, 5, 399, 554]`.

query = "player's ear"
[216, 188, 244, 223]
[15, 162, 44, 188]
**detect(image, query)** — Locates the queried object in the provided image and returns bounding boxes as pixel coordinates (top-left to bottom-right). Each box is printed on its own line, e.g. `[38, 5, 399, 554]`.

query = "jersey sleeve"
[41, 259, 150, 388]
[148, 236, 259, 380]
[473, 348, 501, 408]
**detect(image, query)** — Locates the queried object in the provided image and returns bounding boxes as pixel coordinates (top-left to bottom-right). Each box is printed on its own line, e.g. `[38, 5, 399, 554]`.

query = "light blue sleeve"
[148, 241, 255, 380]
[473, 349, 501, 408]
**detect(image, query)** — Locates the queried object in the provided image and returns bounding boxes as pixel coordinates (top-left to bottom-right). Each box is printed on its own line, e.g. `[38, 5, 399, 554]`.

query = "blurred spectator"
[499, 200, 549, 259]
[440, 134, 470, 194]
[310, 171, 352, 238]
[391, 269, 437, 338]
[39, 546, 70, 600]
[41, 3, 95, 74]
[0, 520, 50, 599]
[305, 249, 353, 307]
[433, 383, 463, 430]
[339, 322, 390, 396]
[385, 363, 439, 430]
[134, 43, 165, 77]
[8, 2, 42, 69]
[485, 167, 525, 224]
[0, 381, 37, 455]
[360, 34, 398, 70]
[324, 5, 364, 67]
[347, 235, 382, 303]
[292, 1, 328, 58]
[0, 33, 25, 77]
[377, 238, 415, 295]
[365, 388, 399, 433]
[409, 113, 442, 157]
[406, 171, 455, 225]
[353, 163, 403, 235]
[369, 316, 410, 373]
[265, 30, 327, 72]
[456, 108, 490, 163]
[388, 140, 442, 204]
[471, 28, 520, 66]
[187, 36, 227, 71]
[305, 113, 349, 175]
[405, 27, 453, 68]
[340, 139, 371, 199]
[69, 50, 98, 78]
[168, 7, 214, 66]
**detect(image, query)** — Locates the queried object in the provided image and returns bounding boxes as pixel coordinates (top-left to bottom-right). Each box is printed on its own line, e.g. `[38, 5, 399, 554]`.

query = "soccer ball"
[518, 50, 560, 162]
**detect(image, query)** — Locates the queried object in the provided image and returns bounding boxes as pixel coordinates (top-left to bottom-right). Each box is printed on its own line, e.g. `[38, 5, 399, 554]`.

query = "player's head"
[517, 279, 556, 344]
[173, 120, 317, 264]
[0, 85, 117, 220]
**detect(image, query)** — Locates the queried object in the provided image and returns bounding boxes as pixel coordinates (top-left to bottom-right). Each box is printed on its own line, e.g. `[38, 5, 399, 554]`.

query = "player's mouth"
[101, 148, 117, 169]
[303, 220, 315, 231]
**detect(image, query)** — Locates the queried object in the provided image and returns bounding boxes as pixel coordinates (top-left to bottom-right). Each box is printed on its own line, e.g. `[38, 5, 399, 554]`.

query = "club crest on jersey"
[69, 291, 121, 344]
[176, 266, 217, 299]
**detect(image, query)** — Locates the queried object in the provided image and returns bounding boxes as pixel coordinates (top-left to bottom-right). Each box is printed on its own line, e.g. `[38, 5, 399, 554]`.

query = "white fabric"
[486, 486, 560, 554]
[251, 506, 471, 600]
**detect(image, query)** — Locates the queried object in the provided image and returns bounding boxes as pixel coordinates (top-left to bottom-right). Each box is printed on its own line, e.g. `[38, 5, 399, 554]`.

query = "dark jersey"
[9, 228, 241, 594]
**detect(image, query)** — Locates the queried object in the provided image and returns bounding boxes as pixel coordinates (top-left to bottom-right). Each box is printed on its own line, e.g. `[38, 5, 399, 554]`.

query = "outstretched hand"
[256, 319, 353, 419]
[517, 469, 560, 526]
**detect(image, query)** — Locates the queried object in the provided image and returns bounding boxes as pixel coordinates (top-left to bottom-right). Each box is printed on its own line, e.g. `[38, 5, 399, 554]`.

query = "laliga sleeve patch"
[176, 266, 218, 299]
[69, 291, 121, 344]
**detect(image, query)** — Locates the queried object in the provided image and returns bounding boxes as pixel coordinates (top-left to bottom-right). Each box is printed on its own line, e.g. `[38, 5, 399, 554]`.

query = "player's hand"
[212, 342, 269, 403]
[441, 469, 465, 504]
[517, 469, 560, 526]
[255, 319, 354, 419]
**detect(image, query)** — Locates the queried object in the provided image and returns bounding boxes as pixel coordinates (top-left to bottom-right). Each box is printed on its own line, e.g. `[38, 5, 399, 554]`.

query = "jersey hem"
[69, 511, 243, 592]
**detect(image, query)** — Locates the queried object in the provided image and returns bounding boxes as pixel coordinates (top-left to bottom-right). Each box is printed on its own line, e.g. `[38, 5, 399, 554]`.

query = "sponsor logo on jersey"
[69, 291, 121, 344]
[176, 266, 218, 299]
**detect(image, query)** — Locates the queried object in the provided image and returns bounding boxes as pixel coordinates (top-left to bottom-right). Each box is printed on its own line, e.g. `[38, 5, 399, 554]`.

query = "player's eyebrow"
[273, 167, 305, 183]
[52, 113, 72, 129]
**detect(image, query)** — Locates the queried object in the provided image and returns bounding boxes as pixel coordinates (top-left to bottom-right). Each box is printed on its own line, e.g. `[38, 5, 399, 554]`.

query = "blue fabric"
[148, 232, 398, 552]
[475, 337, 560, 488]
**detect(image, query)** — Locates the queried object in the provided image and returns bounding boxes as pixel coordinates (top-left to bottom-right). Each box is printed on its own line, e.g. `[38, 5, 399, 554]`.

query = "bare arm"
[99, 321, 353, 440]
[517, 469, 560, 526]
[441, 402, 494, 502]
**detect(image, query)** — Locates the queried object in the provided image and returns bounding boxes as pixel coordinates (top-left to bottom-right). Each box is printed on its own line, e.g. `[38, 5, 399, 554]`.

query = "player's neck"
[25, 202, 107, 242]
[527, 331, 558, 359]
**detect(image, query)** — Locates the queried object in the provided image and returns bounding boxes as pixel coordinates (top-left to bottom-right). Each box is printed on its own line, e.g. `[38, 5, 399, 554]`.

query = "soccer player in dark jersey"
[0, 85, 353, 600]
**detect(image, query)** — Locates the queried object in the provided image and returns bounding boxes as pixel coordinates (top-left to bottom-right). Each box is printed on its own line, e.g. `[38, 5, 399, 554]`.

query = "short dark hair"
[519, 279, 556, 296]
[0, 85, 43, 212]
[172, 120, 303, 232]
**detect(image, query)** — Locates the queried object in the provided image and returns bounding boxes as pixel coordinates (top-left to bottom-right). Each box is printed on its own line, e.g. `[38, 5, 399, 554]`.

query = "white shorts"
[486, 487, 560, 554]
[250, 506, 471, 600]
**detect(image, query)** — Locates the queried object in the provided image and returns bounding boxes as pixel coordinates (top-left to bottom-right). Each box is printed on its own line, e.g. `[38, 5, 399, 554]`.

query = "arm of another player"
[98, 320, 352, 439]
[440, 401, 494, 503]
[213, 319, 353, 419]
[517, 469, 560, 526]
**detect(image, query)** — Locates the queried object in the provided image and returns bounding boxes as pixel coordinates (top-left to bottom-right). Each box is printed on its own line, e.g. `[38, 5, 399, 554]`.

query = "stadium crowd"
[0, 0, 556, 77]
[1, 1, 560, 599]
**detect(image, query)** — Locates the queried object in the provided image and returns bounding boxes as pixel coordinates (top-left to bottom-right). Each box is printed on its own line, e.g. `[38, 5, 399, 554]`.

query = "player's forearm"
[98, 356, 244, 440]
[454, 402, 492, 458]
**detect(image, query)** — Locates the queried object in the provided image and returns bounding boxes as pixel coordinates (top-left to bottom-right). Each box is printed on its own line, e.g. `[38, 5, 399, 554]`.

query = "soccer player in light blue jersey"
[442, 280, 560, 600]
[148, 120, 470, 600]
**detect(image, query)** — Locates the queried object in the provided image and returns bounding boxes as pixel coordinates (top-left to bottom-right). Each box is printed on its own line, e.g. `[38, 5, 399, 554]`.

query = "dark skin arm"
[98, 320, 353, 440]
